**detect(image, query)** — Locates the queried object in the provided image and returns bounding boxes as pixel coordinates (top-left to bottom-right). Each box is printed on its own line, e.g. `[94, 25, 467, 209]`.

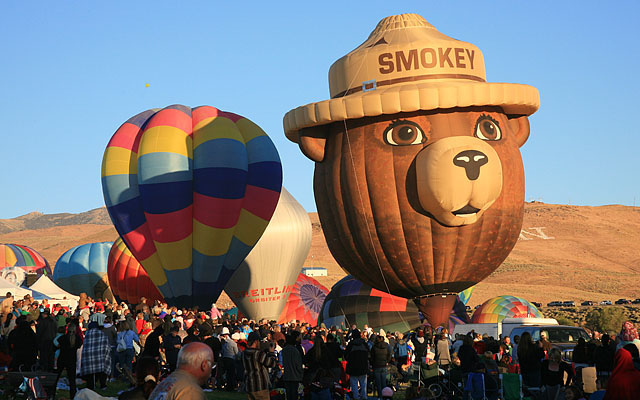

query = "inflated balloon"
[0, 243, 51, 276]
[277, 274, 328, 325]
[471, 295, 543, 324]
[283, 14, 539, 328]
[458, 286, 475, 305]
[318, 275, 422, 333]
[226, 188, 311, 321]
[107, 237, 164, 304]
[53, 242, 113, 298]
[102, 105, 282, 308]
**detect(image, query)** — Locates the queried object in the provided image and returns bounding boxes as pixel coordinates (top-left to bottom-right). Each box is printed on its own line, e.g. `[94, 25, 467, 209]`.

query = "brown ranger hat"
[283, 13, 539, 142]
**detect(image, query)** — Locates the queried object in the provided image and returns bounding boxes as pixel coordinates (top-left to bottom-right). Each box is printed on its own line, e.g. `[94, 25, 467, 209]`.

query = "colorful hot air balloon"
[0, 243, 51, 276]
[283, 14, 539, 328]
[471, 295, 543, 324]
[102, 105, 282, 309]
[277, 274, 328, 325]
[448, 297, 471, 333]
[318, 275, 422, 333]
[107, 237, 164, 304]
[226, 188, 311, 321]
[458, 286, 475, 305]
[53, 242, 113, 298]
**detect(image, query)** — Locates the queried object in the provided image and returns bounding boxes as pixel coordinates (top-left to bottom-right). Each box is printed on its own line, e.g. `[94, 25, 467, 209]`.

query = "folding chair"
[582, 366, 597, 394]
[464, 372, 487, 400]
[499, 373, 523, 400]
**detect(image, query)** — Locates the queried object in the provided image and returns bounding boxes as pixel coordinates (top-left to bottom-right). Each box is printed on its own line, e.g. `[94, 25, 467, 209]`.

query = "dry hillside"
[1, 202, 639, 309]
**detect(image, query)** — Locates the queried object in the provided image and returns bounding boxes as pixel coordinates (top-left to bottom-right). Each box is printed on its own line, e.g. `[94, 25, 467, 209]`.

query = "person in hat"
[242, 331, 278, 400]
[219, 326, 238, 391]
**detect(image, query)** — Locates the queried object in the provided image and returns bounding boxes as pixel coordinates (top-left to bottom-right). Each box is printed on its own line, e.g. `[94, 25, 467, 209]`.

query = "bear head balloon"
[283, 14, 539, 328]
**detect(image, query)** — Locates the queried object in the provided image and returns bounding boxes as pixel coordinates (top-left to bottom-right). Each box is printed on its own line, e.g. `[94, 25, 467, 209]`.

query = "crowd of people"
[0, 290, 639, 400]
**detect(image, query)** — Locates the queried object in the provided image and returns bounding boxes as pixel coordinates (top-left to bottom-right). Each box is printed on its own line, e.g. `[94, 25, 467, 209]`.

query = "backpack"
[395, 342, 408, 357]
[117, 333, 127, 352]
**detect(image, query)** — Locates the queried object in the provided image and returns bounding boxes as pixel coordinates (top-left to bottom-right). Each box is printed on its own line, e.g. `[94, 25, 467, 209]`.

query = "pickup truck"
[510, 325, 590, 361]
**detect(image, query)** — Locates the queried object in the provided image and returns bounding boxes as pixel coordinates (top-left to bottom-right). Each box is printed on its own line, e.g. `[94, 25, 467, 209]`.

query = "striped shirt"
[242, 347, 278, 393]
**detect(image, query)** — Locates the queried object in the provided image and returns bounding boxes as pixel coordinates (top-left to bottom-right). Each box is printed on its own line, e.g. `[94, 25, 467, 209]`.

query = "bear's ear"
[298, 125, 328, 162]
[507, 115, 530, 148]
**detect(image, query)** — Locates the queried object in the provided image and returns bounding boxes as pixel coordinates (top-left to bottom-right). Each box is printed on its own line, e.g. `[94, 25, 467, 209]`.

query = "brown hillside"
[1, 203, 639, 309]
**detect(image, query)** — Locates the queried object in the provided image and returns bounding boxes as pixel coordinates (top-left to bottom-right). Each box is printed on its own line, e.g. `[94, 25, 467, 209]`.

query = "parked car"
[615, 299, 630, 305]
[562, 301, 576, 307]
[547, 301, 562, 307]
[581, 301, 593, 306]
[600, 300, 612, 305]
[510, 325, 590, 361]
[632, 299, 640, 304]
[532, 302, 542, 308]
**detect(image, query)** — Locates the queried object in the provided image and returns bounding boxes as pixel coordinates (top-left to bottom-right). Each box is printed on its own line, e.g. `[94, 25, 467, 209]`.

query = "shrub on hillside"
[555, 316, 576, 326]
[585, 307, 627, 334]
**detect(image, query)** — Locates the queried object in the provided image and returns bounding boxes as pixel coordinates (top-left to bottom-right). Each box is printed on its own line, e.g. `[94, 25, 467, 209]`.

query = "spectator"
[149, 342, 213, 400]
[119, 357, 160, 400]
[8, 317, 38, 370]
[117, 320, 140, 375]
[603, 346, 640, 400]
[80, 321, 112, 390]
[242, 331, 278, 400]
[36, 308, 58, 371]
[517, 332, 544, 388]
[345, 329, 369, 400]
[458, 335, 479, 374]
[371, 334, 391, 399]
[57, 322, 83, 399]
[141, 320, 164, 359]
[220, 327, 238, 391]
[393, 332, 409, 368]
[164, 326, 183, 371]
[541, 348, 574, 398]
[325, 333, 343, 382]
[594, 333, 615, 386]
[281, 332, 303, 400]
[435, 333, 451, 370]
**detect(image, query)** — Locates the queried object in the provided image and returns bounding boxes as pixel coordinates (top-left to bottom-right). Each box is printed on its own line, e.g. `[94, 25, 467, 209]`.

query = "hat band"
[332, 73, 486, 99]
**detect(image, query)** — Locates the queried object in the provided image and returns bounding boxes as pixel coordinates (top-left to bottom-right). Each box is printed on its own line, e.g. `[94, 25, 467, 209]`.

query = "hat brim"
[283, 81, 539, 142]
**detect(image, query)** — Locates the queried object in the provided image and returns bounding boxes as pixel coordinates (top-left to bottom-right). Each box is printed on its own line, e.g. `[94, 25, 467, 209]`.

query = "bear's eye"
[474, 115, 501, 141]
[383, 120, 426, 146]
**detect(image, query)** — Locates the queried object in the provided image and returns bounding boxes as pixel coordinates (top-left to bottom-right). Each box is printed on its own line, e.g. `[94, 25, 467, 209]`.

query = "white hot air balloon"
[225, 188, 312, 320]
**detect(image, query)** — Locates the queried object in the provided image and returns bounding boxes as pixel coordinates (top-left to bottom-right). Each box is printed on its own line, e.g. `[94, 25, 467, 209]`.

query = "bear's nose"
[453, 150, 488, 180]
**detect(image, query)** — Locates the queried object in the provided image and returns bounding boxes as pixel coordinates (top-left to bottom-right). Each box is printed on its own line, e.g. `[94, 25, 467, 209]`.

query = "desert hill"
[1, 202, 639, 309]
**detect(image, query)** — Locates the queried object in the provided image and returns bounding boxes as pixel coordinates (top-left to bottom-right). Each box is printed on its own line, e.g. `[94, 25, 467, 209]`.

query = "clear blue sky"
[1, 1, 639, 219]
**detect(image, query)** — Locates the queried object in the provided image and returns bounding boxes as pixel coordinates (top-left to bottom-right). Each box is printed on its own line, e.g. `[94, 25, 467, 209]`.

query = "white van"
[453, 317, 558, 339]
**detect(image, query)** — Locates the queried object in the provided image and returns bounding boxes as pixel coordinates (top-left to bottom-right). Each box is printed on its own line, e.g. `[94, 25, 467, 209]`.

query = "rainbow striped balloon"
[0, 243, 51, 276]
[471, 295, 543, 323]
[101, 105, 282, 308]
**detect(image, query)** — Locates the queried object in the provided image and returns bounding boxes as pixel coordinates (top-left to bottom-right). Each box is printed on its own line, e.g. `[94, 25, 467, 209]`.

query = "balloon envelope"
[226, 188, 311, 321]
[458, 286, 475, 305]
[0, 243, 51, 276]
[53, 242, 112, 298]
[318, 275, 422, 333]
[101, 105, 282, 308]
[471, 295, 543, 323]
[278, 274, 328, 325]
[107, 237, 164, 304]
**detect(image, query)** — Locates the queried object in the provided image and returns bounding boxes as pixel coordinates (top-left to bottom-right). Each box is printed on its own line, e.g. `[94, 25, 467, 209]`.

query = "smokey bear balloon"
[283, 14, 539, 328]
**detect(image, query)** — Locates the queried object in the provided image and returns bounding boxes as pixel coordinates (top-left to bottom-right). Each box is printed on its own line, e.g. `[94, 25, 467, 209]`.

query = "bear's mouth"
[452, 205, 480, 218]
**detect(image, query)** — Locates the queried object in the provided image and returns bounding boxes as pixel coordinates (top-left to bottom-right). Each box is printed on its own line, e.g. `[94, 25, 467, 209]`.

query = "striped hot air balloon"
[0, 243, 51, 276]
[108, 237, 164, 304]
[101, 105, 282, 308]
[318, 275, 423, 333]
[471, 295, 543, 324]
[53, 242, 112, 298]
